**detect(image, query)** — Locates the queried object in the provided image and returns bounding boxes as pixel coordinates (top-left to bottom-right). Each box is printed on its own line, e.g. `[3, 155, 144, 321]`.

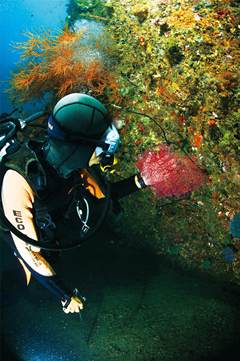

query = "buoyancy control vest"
[0, 140, 110, 250]
[0, 141, 56, 239]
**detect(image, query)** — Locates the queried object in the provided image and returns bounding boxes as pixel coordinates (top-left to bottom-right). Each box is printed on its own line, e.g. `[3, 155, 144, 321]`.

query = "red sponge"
[136, 145, 207, 197]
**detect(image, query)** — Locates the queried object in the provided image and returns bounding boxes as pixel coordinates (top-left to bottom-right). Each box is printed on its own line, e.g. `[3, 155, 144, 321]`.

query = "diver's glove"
[61, 289, 86, 314]
[134, 173, 148, 189]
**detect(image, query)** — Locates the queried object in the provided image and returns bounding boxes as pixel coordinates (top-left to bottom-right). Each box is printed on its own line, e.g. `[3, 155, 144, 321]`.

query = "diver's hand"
[61, 295, 84, 314]
[135, 174, 148, 189]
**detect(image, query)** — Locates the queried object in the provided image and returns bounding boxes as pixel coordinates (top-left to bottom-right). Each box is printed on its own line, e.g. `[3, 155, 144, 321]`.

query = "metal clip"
[81, 223, 90, 233]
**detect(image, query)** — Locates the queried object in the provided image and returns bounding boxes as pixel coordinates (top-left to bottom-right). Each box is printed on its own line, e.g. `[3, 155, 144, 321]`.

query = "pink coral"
[136, 145, 207, 197]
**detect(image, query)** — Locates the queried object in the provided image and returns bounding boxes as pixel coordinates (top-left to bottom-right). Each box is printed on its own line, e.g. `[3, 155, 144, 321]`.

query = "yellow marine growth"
[103, 0, 240, 282]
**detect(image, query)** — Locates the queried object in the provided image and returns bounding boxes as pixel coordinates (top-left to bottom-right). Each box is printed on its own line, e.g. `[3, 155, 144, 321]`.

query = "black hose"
[22, 111, 48, 126]
[0, 109, 18, 121]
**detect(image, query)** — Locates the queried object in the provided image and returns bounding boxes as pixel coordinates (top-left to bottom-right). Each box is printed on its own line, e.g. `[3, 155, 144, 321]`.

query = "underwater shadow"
[200, 346, 240, 361]
[0, 335, 23, 361]
[0, 241, 27, 310]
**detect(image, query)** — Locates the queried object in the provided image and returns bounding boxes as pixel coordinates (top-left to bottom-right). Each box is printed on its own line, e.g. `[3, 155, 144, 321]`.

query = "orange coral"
[85, 61, 101, 83]
[58, 31, 77, 45]
[7, 30, 120, 106]
[193, 133, 203, 148]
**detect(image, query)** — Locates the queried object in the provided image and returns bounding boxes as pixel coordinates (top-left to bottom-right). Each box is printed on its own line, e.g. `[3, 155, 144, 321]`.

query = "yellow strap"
[100, 156, 118, 174]
[17, 257, 32, 286]
[80, 170, 105, 199]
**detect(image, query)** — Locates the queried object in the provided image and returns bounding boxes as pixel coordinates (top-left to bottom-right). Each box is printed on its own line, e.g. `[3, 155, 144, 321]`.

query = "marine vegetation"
[7, 29, 119, 108]
[102, 0, 240, 283]
[7, 0, 240, 283]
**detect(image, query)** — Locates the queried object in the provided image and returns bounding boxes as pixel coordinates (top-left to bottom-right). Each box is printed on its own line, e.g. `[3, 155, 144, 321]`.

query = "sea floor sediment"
[1, 232, 240, 361]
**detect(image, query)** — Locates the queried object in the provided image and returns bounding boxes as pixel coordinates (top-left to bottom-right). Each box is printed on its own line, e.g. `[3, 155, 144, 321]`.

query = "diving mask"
[95, 124, 120, 157]
[94, 124, 120, 173]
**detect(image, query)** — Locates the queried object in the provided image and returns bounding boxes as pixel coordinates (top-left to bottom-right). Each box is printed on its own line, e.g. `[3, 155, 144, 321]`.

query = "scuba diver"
[0, 93, 148, 314]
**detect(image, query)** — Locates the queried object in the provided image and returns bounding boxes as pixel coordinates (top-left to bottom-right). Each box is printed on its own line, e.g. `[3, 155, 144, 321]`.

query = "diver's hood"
[43, 138, 95, 178]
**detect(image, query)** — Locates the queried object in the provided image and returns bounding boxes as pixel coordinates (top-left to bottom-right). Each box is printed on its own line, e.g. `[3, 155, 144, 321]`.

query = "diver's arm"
[110, 174, 146, 200]
[81, 167, 146, 200]
[1, 169, 72, 303]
